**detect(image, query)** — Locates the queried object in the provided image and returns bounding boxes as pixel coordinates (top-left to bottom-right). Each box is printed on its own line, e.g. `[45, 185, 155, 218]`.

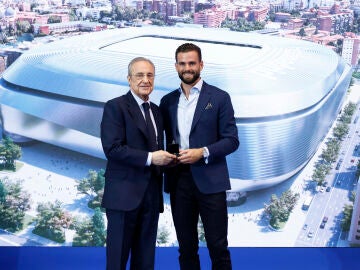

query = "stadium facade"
[0, 27, 352, 193]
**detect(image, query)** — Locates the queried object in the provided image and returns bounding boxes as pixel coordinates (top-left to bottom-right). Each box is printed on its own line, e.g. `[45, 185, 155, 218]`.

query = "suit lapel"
[169, 91, 181, 143]
[125, 91, 147, 137]
[191, 82, 211, 133]
[150, 102, 162, 146]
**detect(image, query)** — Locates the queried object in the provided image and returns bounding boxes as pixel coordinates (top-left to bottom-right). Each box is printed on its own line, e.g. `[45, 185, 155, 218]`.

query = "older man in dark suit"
[160, 43, 239, 270]
[101, 57, 176, 270]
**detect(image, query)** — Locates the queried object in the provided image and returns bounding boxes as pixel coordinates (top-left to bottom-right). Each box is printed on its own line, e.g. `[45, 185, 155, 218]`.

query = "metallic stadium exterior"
[0, 27, 352, 194]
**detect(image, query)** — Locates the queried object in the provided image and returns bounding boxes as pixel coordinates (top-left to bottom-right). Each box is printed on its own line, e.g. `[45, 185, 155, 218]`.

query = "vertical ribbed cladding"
[227, 62, 352, 192]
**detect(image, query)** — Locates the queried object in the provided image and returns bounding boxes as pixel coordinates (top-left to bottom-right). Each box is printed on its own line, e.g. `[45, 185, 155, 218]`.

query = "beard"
[178, 71, 200, 85]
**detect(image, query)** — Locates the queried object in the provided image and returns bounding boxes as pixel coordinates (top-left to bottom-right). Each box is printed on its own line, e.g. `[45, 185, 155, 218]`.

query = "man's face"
[127, 61, 155, 101]
[175, 51, 203, 86]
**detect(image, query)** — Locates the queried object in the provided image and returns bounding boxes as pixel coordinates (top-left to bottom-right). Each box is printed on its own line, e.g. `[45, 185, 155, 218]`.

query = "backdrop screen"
[0, 22, 358, 251]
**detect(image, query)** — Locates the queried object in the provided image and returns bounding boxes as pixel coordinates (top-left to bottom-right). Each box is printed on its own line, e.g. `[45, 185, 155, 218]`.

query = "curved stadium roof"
[1, 26, 344, 118]
[0, 26, 351, 192]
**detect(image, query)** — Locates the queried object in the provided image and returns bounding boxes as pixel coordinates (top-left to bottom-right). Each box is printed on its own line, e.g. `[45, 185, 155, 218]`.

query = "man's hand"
[151, 150, 177, 166]
[177, 148, 203, 164]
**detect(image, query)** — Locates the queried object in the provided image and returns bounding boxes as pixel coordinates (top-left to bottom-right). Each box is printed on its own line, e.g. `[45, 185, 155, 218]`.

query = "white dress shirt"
[177, 79, 209, 162]
[130, 90, 157, 166]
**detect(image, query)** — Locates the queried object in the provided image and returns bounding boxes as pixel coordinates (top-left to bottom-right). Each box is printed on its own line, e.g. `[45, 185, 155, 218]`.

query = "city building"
[0, 49, 22, 73]
[194, 8, 227, 27]
[33, 21, 107, 35]
[316, 7, 353, 33]
[0, 26, 352, 196]
[348, 177, 360, 246]
[342, 35, 360, 67]
[286, 18, 304, 30]
[275, 12, 291, 23]
[249, 6, 268, 22]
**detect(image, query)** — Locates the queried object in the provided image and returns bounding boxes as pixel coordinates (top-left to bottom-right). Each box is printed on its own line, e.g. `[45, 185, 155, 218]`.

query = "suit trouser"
[170, 169, 232, 270]
[105, 177, 160, 270]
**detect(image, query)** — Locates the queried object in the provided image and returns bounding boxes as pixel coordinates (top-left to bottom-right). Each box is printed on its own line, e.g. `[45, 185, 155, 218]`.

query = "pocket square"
[205, 102, 213, 110]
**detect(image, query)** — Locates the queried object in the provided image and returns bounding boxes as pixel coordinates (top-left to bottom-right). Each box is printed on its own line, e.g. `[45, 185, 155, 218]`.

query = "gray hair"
[128, 57, 155, 76]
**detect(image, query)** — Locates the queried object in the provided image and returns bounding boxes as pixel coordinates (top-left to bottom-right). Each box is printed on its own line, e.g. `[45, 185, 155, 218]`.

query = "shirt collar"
[178, 79, 203, 94]
[130, 90, 151, 107]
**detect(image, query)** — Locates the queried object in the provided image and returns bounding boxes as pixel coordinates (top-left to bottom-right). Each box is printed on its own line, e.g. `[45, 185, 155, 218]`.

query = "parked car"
[320, 222, 326, 229]
[308, 231, 314, 238]
[322, 216, 328, 223]
[326, 186, 331, 192]
[336, 158, 343, 170]
[303, 224, 308, 230]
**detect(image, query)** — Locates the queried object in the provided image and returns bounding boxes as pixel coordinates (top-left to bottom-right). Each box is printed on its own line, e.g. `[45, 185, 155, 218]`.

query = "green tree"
[7, 24, 15, 36]
[92, 208, 106, 246]
[0, 178, 30, 232]
[321, 139, 340, 164]
[157, 225, 170, 245]
[350, 190, 356, 203]
[281, 190, 299, 212]
[48, 15, 61, 24]
[72, 208, 106, 246]
[77, 169, 105, 195]
[150, 11, 164, 20]
[77, 169, 105, 209]
[312, 162, 331, 186]
[16, 21, 31, 34]
[30, 3, 39, 11]
[0, 181, 6, 203]
[222, 17, 265, 32]
[0, 136, 21, 171]
[341, 204, 353, 231]
[339, 114, 352, 124]
[356, 160, 360, 177]
[264, 190, 299, 229]
[151, 19, 165, 26]
[0, 28, 8, 44]
[34, 200, 72, 243]
[72, 218, 93, 246]
[299, 28, 306, 37]
[343, 102, 356, 116]
[333, 122, 349, 140]
[68, 9, 78, 21]
[114, 6, 140, 22]
[264, 194, 282, 226]
[100, 10, 112, 20]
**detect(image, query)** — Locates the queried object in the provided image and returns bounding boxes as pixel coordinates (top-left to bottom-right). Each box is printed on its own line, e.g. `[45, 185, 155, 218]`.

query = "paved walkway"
[1, 143, 105, 246]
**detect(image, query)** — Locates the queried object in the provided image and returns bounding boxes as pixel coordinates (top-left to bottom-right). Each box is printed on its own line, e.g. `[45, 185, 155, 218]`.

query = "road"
[295, 87, 360, 247]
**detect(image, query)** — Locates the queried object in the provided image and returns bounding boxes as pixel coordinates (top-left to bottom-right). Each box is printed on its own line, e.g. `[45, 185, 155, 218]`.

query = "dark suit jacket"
[160, 81, 239, 194]
[101, 91, 164, 212]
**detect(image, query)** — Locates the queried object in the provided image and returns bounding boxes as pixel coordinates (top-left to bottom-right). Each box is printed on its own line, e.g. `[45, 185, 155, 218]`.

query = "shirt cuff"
[203, 147, 209, 164]
[146, 152, 152, 166]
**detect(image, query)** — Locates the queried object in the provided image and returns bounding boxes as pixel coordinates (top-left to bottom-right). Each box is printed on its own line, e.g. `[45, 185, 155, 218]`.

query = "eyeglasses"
[131, 73, 155, 80]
